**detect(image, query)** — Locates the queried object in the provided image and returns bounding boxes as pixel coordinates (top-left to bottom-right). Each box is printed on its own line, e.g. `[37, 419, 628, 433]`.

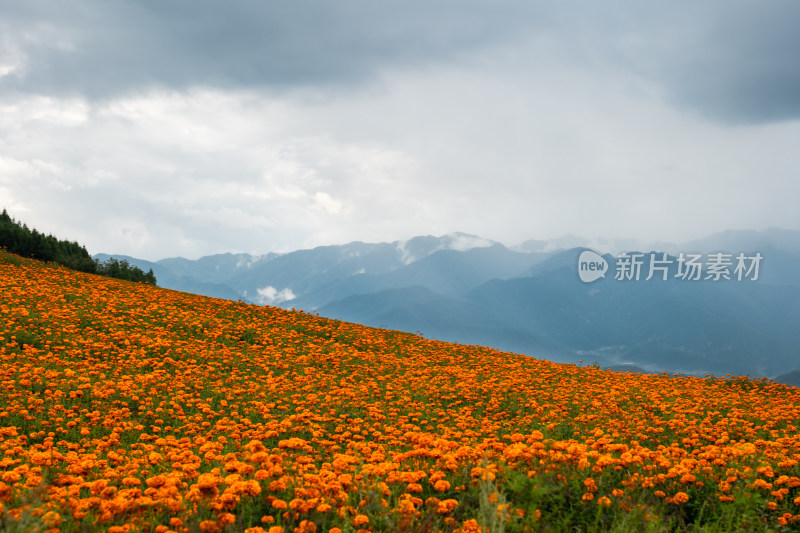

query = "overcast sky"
[1, 1, 799, 260]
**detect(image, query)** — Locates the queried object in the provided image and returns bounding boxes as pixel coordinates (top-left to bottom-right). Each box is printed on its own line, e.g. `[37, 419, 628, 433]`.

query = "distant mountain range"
[96, 229, 800, 380]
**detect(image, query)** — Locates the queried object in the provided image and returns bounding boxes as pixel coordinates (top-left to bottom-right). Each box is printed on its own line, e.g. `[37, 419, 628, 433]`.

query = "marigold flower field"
[1, 250, 799, 532]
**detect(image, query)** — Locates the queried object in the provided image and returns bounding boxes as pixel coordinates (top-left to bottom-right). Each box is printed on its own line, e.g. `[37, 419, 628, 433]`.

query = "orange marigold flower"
[757, 466, 775, 478]
[297, 520, 316, 532]
[271, 499, 288, 510]
[434, 479, 451, 491]
[591, 496, 609, 508]
[437, 499, 459, 514]
[197, 473, 221, 489]
[199, 521, 222, 533]
[672, 492, 690, 504]
[146, 474, 167, 488]
[407, 483, 423, 493]
[461, 519, 481, 532]
[753, 479, 773, 490]
[41, 511, 61, 528]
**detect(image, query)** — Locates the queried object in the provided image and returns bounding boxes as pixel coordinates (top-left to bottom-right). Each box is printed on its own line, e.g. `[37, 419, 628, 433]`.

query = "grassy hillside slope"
[1, 250, 799, 532]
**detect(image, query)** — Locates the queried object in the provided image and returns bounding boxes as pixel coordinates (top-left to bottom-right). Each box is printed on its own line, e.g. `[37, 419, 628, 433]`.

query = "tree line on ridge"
[0, 208, 156, 286]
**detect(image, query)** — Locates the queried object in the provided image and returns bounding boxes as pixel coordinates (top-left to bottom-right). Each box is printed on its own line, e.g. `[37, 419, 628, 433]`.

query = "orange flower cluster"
[1, 251, 800, 531]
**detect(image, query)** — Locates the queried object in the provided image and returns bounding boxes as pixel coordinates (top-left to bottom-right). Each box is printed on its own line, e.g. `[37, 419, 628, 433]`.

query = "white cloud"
[395, 241, 415, 265]
[255, 286, 296, 306]
[447, 233, 495, 252]
[235, 255, 260, 269]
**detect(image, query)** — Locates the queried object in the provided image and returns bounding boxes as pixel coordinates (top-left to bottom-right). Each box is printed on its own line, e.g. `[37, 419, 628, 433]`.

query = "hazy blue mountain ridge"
[94, 229, 800, 378]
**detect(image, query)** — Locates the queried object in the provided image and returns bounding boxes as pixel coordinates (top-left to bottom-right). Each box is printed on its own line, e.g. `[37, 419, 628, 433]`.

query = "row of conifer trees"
[0, 208, 156, 285]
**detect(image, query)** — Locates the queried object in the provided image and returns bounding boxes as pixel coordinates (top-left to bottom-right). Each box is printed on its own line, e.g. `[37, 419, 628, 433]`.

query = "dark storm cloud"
[625, 2, 800, 124]
[0, 0, 545, 97]
[3, 1, 800, 123]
